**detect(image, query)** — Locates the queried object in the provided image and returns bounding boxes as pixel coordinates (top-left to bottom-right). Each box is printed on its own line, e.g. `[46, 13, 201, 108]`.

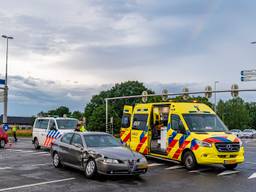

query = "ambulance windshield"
[183, 114, 228, 132]
[56, 119, 78, 129]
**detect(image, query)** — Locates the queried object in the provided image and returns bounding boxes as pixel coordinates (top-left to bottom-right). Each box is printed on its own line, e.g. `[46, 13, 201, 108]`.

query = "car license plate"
[224, 160, 236, 164]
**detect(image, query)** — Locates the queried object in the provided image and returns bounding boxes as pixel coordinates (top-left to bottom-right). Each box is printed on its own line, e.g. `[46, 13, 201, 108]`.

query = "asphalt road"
[0, 138, 256, 192]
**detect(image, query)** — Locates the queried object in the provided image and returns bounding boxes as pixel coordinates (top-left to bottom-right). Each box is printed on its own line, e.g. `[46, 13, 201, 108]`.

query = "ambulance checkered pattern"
[43, 130, 62, 148]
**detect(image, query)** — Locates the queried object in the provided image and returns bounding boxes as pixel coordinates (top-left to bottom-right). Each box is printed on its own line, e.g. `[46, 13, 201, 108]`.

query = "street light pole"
[214, 81, 219, 112]
[1, 35, 13, 124]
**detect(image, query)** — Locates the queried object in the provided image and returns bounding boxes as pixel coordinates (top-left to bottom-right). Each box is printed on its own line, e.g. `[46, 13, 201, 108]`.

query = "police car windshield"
[84, 135, 122, 147]
[56, 119, 77, 129]
[183, 114, 228, 132]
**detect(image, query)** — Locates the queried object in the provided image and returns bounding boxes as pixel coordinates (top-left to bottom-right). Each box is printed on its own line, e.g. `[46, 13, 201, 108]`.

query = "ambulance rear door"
[120, 105, 133, 145]
[130, 104, 152, 155]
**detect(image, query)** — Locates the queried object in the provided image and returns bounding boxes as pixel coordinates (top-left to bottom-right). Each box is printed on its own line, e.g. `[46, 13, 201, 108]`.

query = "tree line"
[37, 81, 256, 132]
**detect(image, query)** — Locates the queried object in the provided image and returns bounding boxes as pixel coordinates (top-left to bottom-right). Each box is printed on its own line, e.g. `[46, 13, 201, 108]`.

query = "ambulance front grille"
[215, 142, 240, 152]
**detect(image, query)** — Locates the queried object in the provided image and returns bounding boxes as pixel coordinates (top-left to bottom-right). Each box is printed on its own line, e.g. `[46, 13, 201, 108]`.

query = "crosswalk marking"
[248, 172, 256, 179]
[217, 170, 240, 176]
[189, 168, 212, 173]
[165, 165, 184, 170]
[148, 163, 163, 167]
[0, 167, 11, 170]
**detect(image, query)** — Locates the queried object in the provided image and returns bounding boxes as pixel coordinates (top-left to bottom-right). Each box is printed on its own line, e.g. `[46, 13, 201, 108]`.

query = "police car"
[32, 117, 78, 149]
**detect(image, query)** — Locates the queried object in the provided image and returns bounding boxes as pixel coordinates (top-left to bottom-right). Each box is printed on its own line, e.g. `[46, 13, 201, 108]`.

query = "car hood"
[191, 132, 240, 143]
[89, 146, 143, 161]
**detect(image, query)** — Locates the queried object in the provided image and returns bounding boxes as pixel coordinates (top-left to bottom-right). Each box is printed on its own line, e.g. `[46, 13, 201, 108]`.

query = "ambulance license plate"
[224, 160, 236, 165]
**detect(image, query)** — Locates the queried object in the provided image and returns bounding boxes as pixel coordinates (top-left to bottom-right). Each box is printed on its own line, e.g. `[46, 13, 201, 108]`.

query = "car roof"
[75, 131, 111, 136]
[36, 117, 77, 120]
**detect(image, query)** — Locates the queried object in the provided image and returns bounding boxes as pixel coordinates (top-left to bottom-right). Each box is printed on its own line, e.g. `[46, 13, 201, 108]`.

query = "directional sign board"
[241, 76, 256, 82]
[0, 79, 5, 85]
[241, 69, 256, 82]
[3, 124, 9, 131]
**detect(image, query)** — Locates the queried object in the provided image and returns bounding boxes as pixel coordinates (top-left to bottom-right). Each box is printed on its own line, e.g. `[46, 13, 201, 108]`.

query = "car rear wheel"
[85, 159, 97, 179]
[34, 138, 41, 150]
[53, 152, 62, 168]
[0, 140, 5, 148]
[224, 164, 238, 170]
[183, 151, 197, 170]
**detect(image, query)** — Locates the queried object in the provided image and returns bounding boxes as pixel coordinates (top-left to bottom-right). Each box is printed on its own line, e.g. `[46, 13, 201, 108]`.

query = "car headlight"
[138, 157, 147, 163]
[196, 140, 212, 148]
[103, 158, 119, 164]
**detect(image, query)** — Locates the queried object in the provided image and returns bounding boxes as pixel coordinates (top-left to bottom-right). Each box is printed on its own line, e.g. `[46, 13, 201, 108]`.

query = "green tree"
[245, 102, 256, 129]
[84, 81, 154, 132]
[217, 97, 249, 130]
[72, 111, 84, 120]
[48, 106, 71, 117]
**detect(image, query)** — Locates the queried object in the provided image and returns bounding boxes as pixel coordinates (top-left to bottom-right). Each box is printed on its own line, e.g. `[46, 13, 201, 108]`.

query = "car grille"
[128, 160, 135, 171]
[215, 142, 240, 152]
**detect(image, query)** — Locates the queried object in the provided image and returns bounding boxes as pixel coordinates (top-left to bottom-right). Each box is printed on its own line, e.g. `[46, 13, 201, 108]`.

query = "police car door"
[120, 105, 133, 145]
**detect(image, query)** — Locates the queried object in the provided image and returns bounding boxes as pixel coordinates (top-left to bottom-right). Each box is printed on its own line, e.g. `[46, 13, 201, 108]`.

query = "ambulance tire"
[34, 138, 41, 150]
[224, 164, 238, 170]
[183, 151, 197, 170]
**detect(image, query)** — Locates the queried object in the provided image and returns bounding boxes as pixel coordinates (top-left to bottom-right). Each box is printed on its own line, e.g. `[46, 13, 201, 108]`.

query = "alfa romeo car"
[50, 132, 148, 178]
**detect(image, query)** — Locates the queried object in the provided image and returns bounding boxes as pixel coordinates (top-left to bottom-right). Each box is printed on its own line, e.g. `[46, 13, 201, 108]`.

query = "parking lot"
[0, 138, 256, 192]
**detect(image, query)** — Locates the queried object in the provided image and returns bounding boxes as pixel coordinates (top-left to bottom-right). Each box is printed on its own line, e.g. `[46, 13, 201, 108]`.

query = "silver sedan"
[50, 132, 148, 178]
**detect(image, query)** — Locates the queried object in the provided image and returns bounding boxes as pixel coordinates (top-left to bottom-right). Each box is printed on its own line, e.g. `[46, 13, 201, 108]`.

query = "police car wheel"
[183, 151, 197, 170]
[34, 138, 41, 150]
[0, 140, 5, 148]
[85, 159, 97, 179]
[224, 164, 237, 170]
[53, 152, 62, 168]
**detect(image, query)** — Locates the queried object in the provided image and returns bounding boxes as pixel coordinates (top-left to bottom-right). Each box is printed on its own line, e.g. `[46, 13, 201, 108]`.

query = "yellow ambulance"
[120, 101, 244, 170]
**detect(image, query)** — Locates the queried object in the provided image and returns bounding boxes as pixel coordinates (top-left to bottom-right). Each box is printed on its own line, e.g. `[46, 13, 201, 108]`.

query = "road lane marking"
[0, 167, 11, 170]
[217, 170, 240, 176]
[189, 168, 212, 173]
[148, 163, 163, 167]
[248, 172, 256, 179]
[245, 161, 256, 165]
[0, 178, 76, 192]
[165, 165, 184, 170]
[31, 163, 52, 167]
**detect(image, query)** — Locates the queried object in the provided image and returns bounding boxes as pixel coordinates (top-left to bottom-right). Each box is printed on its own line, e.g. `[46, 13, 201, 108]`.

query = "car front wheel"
[85, 159, 97, 179]
[0, 140, 5, 148]
[53, 152, 62, 168]
[34, 138, 41, 150]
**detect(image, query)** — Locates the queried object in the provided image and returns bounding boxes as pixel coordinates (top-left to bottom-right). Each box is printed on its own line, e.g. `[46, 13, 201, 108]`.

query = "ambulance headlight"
[196, 140, 212, 148]
[103, 158, 119, 164]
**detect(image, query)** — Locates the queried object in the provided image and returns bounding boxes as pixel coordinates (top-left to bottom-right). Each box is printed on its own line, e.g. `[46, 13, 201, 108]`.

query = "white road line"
[217, 170, 240, 176]
[248, 172, 256, 179]
[31, 163, 52, 167]
[245, 161, 256, 165]
[148, 163, 163, 167]
[0, 178, 76, 192]
[0, 167, 12, 170]
[165, 165, 184, 170]
[189, 168, 212, 173]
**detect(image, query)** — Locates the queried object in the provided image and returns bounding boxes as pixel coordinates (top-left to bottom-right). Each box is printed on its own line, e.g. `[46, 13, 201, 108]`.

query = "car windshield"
[56, 119, 77, 129]
[83, 135, 122, 147]
[183, 114, 228, 132]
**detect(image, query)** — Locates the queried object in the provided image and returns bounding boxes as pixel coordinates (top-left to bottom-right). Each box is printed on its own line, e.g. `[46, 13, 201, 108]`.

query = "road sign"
[0, 79, 5, 85]
[241, 76, 256, 82]
[241, 70, 256, 77]
[3, 124, 9, 131]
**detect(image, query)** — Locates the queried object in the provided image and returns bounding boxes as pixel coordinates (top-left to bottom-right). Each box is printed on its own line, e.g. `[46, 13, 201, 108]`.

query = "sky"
[0, 0, 256, 116]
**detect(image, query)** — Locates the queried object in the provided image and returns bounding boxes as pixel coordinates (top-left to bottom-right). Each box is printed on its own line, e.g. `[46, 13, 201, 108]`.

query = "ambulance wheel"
[0, 140, 5, 148]
[34, 138, 41, 150]
[183, 151, 197, 170]
[224, 164, 237, 170]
